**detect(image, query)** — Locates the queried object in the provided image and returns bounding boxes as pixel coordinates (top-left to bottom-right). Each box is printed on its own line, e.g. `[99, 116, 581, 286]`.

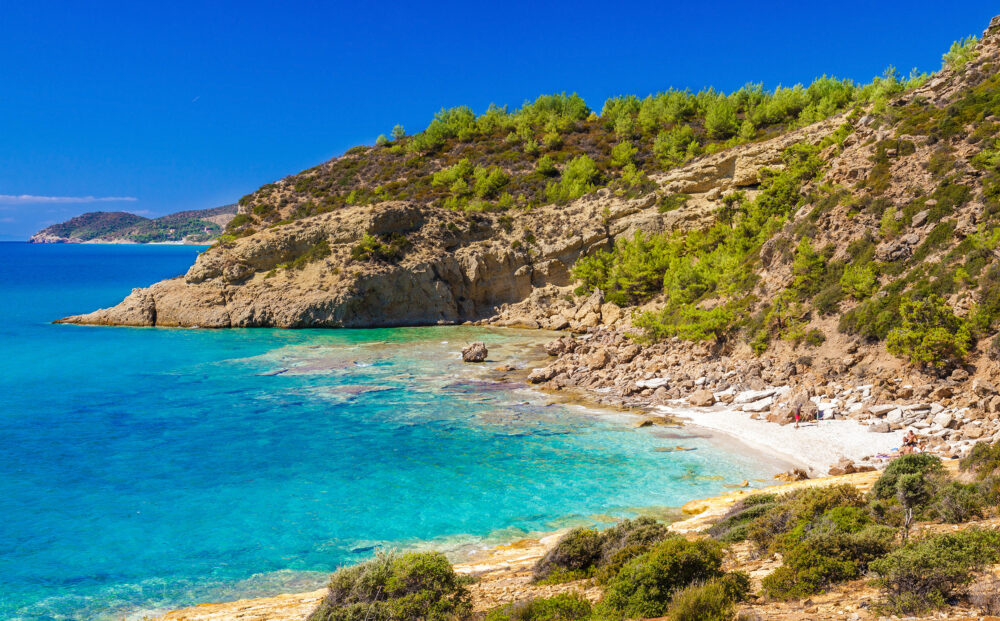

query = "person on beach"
[794, 409, 801, 429]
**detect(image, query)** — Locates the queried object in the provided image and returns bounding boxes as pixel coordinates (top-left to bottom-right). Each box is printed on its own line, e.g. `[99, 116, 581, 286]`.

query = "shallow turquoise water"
[0, 243, 779, 619]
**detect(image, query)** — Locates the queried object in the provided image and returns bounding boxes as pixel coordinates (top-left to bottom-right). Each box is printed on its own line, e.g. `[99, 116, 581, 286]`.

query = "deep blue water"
[0, 243, 780, 619]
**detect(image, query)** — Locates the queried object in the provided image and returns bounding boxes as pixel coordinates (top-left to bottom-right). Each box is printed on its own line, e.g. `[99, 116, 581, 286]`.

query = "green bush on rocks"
[309, 550, 471, 621]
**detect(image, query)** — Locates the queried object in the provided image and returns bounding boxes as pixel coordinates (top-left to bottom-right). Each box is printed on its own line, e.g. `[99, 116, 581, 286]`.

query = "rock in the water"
[462, 342, 488, 362]
[688, 389, 716, 407]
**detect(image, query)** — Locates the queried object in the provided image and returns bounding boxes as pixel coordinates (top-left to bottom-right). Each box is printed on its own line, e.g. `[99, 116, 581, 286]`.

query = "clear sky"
[1, 1, 997, 239]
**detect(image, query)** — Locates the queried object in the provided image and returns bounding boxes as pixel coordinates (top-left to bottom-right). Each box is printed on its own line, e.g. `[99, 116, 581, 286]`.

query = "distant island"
[29, 204, 238, 244]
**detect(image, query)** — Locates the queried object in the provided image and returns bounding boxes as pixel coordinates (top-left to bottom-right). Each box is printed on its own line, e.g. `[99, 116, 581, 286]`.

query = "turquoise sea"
[0, 243, 781, 620]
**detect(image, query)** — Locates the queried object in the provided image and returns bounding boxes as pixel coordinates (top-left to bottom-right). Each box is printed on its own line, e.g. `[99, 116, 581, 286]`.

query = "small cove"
[0, 243, 785, 620]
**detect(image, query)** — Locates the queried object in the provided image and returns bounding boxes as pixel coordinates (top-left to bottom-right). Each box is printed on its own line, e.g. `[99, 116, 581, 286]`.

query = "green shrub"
[942, 35, 979, 71]
[610, 141, 638, 168]
[533, 528, 602, 582]
[707, 495, 779, 543]
[840, 263, 878, 300]
[601, 538, 724, 619]
[572, 231, 678, 306]
[536, 155, 558, 177]
[886, 294, 973, 367]
[288, 240, 332, 270]
[653, 125, 697, 167]
[309, 551, 471, 621]
[546, 155, 600, 204]
[658, 193, 690, 213]
[961, 441, 1000, 479]
[871, 529, 1000, 615]
[665, 574, 750, 621]
[533, 517, 673, 584]
[791, 238, 826, 298]
[762, 509, 895, 599]
[870, 454, 944, 501]
[804, 328, 826, 346]
[485, 593, 592, 621]
[350, 233, 409, 263]
[705, 98, 738, 139]
[931, 481, 985, 523]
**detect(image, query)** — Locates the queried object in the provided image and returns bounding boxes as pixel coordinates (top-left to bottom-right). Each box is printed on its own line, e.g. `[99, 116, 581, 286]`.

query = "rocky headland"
[30, 204, 237, 244]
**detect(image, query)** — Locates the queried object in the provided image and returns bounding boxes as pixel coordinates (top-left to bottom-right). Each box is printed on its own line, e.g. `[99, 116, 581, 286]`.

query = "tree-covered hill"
[30, 204, 237, 244]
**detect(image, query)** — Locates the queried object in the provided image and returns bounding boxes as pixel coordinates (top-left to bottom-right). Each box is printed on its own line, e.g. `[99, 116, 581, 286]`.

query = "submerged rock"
[462, 342, 488, 363]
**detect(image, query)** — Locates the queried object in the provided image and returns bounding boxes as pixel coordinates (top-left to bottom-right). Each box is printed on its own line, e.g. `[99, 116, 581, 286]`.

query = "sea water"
[0, 243, 781, 620]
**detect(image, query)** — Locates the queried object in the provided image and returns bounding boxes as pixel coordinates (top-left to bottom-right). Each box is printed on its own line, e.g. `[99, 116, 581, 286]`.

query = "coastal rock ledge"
[56, 118, 838, 329]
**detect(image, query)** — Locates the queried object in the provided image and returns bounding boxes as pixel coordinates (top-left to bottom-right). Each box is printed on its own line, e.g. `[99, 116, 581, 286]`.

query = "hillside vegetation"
[30, 205, 237, 244]
[226, 70, 923, 236]
[61, 16, 1000, 380]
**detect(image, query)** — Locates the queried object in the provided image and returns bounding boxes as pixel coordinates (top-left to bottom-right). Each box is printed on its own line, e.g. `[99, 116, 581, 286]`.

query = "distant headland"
[29, 204, 237, 244]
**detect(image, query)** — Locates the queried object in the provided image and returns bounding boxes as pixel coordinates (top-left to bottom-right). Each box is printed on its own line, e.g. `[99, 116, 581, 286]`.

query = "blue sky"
[1, 1, 996, 239]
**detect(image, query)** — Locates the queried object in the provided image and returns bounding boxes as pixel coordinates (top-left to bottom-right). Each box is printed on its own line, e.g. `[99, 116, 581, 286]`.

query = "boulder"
[543, 336, 575, 356]
[527, 366, 558, 384]
[933, 412, 955, 429]
[636, 376, 670, 389]
[973, 378, 997, 396]
[688, 389, 716, 407]
[868, 422, 891, 433]
[767, 405, 796, 425]
[733, 388, 778, 404]
[742, 396, 775, 412]
[950, 367, 970, 381]
[462, 342, 488, 362]
[584, 349, 611, 370]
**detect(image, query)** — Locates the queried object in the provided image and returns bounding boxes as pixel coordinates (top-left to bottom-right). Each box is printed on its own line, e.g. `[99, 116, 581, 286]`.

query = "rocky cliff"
[56, 116, 839, 327]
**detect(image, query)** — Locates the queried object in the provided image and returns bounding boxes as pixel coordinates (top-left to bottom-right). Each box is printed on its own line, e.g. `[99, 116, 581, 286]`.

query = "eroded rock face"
[58, 114, 842, 330]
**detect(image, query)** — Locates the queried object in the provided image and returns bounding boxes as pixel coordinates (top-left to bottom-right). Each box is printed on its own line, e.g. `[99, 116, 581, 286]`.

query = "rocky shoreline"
[151, 328, 946, 621]
[512, 323, 1000, 475]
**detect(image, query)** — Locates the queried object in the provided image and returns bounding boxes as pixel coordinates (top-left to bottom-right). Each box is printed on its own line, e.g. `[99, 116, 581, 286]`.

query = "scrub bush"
[961, 440, 1000, 479]
[533, 528, 603, 582]
[485, 593, 592, 621]
[871, 529, 1000, 615]
[309, 551, 471, 621]
[886, 295, 972, 368]
[546, 155, 600, 204]
[761, 507, 894, 599]
[350, 233, 409, 263]
[870, 454, 944, 501]
[664, 573, 750, 621]
[931, 481, 985, 523]
[601, 538, 724, 619]
[707, 494, 779, 542]
[533, 517, 672, 584]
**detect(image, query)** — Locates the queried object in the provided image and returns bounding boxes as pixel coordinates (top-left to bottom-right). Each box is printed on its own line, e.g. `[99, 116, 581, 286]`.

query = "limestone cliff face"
[57, 120, 839, 328]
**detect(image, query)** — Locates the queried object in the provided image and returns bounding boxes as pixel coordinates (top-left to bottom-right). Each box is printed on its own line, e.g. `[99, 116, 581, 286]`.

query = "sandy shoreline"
[660, 403, 908, 476]
[152, 330, 910, 620]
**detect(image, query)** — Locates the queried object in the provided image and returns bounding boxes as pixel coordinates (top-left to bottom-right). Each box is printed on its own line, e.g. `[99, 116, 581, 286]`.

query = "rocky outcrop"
[58, 116, 841, 329]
